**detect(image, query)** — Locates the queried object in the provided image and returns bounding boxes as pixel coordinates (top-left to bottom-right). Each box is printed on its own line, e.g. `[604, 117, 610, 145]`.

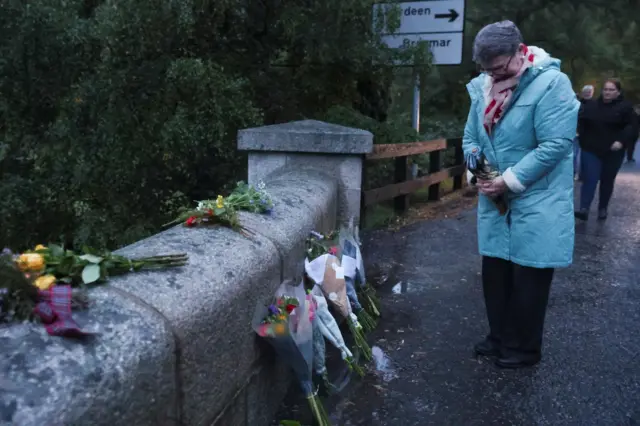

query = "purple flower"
[268, 304, 279, 315]
[1, 248, 11, 256]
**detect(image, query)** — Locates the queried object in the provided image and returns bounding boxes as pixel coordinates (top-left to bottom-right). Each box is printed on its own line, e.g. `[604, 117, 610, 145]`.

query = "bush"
[0, 0, 431, 250]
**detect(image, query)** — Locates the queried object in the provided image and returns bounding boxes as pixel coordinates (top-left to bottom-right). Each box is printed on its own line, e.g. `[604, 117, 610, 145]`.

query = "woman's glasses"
[477, 55, 514, 76]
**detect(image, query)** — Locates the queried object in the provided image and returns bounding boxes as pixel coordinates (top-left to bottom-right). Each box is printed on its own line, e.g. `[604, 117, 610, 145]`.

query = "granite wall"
[0, 121, 373, 426]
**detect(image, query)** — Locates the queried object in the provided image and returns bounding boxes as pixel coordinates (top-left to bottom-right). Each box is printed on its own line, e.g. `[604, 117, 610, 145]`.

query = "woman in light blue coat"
[463, 21, 579, 369]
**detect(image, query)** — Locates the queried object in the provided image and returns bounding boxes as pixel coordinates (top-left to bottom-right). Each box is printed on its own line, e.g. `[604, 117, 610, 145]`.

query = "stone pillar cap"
[238, 119, 373, 154]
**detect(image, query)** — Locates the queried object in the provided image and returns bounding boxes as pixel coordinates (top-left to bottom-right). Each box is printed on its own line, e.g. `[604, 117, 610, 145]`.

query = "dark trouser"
[627, 140, 637, 161]
[482, 256, 554, 360]
[579, 150, 625, 211]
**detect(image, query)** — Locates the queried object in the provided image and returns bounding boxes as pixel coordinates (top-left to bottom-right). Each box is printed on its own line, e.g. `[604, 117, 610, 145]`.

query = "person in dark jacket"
[628, 104, 640, 162]
[574, 85, 595, 180]
[576, 78, 639, 220]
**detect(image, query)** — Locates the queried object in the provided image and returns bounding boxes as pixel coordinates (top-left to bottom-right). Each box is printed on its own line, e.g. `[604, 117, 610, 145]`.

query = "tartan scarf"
[33, 285, 93, 337]
[482, 45, 536, 135]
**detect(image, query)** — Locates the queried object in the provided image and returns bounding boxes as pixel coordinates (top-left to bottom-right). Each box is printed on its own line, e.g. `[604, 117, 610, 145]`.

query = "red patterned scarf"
[483, 45, 536, 135]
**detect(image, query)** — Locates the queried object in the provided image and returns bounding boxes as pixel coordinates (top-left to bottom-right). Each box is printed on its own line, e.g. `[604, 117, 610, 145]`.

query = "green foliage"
[0, 0, 429, 251]
[1, 0, 637, 250]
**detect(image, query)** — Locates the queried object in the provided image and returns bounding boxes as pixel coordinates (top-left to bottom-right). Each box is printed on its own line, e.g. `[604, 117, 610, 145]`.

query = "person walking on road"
[463, 21, 579, 369]
[574, 85, 594, 180]
[628, 104, 640, 163]
[575, 78, 638, 221]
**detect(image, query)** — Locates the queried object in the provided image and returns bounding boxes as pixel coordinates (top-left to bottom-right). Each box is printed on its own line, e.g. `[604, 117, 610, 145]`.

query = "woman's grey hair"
[472, 20, 523, 66]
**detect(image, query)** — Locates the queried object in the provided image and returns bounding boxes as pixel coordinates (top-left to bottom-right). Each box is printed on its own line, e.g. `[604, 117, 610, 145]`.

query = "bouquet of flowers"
[305, 231, 339, 260]
[345, 220, 380, 320]
[0, 244, 187, 333]
[164, 195, 249, 234]
[338, 222, 377, 332]
[304, 249, 372, 362]
[310, 285, 363, 377]
[15, 244, 188, 286]
[166, 181, 272, 235]
[225, 181, 273, 214]
[0, 249, 91, 335]
[467, 151, 508, 215]
[253, 281, 331, 426]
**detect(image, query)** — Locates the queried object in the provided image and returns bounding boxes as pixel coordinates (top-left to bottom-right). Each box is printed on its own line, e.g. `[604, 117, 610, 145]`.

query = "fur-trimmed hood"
[467, 46, 560, 102]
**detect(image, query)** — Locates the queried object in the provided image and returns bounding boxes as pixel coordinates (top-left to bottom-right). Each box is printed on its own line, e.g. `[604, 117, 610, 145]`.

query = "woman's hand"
[477, 176, 508, 197]
[611, 141, 624, 151]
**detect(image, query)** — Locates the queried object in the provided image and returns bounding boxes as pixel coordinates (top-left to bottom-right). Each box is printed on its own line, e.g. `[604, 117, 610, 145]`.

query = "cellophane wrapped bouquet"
[338, 221, 378, 332]
[253, 281, 331, 426]
[467, 151, 509, 215]
[304, 232, 372, 362]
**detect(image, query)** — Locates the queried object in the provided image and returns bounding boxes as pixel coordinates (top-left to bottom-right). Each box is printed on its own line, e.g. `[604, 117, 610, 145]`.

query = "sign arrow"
[435, 9, 459, 22]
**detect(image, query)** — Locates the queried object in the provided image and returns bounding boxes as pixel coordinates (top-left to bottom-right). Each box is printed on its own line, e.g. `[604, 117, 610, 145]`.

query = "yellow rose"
[216, 195, 224, 209]
[34, 274, 56, 290]
[35, 245, 46, 251]
[17, 253, 45, 272]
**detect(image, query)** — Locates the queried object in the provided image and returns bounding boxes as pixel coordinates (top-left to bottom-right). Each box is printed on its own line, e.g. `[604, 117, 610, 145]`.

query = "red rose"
[208, 209, 214, 216]
[185, 216, 197, 227]
[285, 304, 297, 313]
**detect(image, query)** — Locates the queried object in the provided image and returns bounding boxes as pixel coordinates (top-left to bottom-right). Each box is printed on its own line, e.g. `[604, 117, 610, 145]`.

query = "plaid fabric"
[33, 286, 91, 337]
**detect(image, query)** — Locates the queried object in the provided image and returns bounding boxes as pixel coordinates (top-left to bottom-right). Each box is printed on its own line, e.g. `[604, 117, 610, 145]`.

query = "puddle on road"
[371, 345, 398, 382]
[391, 281, 410, 294]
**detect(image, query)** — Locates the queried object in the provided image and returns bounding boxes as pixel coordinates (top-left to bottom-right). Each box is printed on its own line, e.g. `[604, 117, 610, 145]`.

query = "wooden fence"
[360, 138, 466, 221]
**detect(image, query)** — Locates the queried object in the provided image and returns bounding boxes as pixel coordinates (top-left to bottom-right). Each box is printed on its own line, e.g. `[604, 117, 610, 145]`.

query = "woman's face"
[480, 44, 525, 81]
[602, 82, 620, 102]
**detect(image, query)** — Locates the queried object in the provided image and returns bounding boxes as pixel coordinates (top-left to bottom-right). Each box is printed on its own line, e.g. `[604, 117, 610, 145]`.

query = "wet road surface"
[275, 156, 640, 426]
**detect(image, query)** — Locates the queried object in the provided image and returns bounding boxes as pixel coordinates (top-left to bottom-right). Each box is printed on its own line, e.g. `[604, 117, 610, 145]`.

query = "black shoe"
[495, 355, 541, 369]
[474, 339, 500, 357]
[574, 209, 589, 221]
[597, 208, 608, 220]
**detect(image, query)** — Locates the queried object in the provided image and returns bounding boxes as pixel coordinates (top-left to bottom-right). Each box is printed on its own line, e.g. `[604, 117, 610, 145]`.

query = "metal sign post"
[412, 74, 420, 132]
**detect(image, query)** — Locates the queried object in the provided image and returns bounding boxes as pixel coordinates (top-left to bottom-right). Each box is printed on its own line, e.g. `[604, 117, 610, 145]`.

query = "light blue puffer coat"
[463, 47, 580, 268]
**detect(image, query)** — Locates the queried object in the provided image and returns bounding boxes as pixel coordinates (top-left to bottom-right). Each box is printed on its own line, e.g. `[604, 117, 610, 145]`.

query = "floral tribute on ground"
[304, 231, 373, 363]
[337, 220, 378, 332]
[253, 281, 331, 426]
[0, 245, 187, 336]
[166, 181, 273, 236]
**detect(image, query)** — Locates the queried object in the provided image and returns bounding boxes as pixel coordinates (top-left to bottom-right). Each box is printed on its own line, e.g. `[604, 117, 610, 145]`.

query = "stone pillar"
[238, 119, 373, 225]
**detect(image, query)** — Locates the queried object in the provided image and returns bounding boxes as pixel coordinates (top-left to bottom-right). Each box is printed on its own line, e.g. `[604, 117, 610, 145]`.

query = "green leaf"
[81, 264, 101, 284]
[48, 244, 64, 257]
[79, 254, 103, 264]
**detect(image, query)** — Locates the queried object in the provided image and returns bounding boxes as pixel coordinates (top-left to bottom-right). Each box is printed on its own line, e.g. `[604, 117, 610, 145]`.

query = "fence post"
[428, 149, 442, 201]
[453, 138, 464, 191]
[394, 156, 410, 214]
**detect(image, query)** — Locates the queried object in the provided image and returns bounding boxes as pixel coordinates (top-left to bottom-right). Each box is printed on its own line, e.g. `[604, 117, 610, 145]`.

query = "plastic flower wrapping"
[310, 285, 363, 377]
[338, 224, 376, 332]
[304, 253, 372, 361]
[339, 220, 380, 320]
[467, 151, 509, 215]
[252, 280, 331, 426]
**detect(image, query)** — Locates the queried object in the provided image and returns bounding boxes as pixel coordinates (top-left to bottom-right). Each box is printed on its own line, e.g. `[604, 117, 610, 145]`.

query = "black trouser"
[482, 256, 554, 360]
[627, 140, 637, 161]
